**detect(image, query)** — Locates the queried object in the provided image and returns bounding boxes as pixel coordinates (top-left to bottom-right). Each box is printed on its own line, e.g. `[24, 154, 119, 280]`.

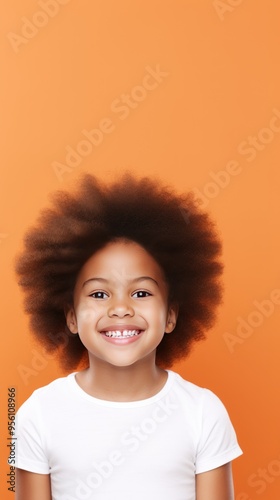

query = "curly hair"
[16, 172, 223, 371]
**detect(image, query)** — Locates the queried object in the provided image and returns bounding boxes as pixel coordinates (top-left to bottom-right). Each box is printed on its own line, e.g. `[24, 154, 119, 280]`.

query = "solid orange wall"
[1, 1, 280, 498]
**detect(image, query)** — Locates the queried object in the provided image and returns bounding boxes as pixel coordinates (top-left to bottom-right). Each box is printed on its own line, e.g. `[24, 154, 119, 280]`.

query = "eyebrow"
[82, 276, 159, 288]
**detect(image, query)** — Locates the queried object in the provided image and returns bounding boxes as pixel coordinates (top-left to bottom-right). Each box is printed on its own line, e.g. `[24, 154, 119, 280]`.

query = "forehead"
[76, 240, 166, 285]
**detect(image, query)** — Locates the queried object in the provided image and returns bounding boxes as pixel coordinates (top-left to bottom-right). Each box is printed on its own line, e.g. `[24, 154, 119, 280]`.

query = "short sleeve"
[15, 393, 50, 474]
[195, 389, 243, 474]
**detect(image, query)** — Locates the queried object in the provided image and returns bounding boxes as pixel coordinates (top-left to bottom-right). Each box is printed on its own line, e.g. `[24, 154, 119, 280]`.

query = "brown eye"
[90, 291, 108, 299]
[132, 290, 152, 298]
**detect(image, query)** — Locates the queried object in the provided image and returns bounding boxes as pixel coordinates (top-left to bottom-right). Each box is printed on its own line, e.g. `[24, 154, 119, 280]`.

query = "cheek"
[75, 305, 97, 329]
[148, 300, 169, 324]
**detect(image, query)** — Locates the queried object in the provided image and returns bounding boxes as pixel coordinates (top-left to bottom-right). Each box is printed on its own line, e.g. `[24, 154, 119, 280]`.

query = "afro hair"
[16, 173, 223, 371]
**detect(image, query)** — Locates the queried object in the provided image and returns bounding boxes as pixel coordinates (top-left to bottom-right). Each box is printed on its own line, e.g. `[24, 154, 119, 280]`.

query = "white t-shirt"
[14, 370, 242, 500]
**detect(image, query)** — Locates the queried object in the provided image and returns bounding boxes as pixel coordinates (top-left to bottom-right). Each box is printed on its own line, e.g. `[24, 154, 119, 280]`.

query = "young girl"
[14, 173, 242, 500]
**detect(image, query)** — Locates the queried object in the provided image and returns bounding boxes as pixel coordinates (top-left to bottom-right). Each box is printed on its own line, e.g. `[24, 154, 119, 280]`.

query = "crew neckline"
[67, 369, 175, 407]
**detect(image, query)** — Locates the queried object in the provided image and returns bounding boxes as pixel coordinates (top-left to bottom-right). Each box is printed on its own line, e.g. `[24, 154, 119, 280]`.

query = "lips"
[100, 325, 144, 343]
[104, 330, 141, 338]
[100, 325, 144, 334]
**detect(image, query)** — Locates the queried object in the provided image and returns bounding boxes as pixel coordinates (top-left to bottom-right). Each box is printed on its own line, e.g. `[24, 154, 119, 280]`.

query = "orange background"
[1, 1, 280, 498]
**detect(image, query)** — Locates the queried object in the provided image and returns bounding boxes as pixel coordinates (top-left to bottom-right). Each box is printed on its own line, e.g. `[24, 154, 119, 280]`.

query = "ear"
[65, 306, 78, 334]
[165, 303, 179, 334]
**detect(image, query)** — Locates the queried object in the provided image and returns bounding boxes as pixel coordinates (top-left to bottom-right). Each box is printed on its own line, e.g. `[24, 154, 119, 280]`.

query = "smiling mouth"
[103, 330, 142, 338]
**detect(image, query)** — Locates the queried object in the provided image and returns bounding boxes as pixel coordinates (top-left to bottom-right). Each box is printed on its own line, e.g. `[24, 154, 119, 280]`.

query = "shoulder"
[168, 370, 235, 430]
[169, 370, 226, 409]
[17, 373, 76, 415]
[34, 372, 75, 395]
[168, 372, 243, 472]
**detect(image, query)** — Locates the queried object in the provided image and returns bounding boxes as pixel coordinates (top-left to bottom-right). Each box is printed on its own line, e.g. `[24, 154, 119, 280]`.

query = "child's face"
[66, 239, 177, 369]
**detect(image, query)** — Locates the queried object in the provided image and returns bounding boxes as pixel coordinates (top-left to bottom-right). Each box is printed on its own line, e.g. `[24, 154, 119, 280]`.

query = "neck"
[75, 357, 167, 402]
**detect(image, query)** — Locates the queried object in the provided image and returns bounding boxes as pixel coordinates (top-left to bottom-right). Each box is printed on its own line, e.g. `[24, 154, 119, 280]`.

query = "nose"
[107, 296, 134, 318]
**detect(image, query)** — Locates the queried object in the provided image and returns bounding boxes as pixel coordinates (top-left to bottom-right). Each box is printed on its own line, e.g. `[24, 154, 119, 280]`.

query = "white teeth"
[104, 330, 140, 338]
